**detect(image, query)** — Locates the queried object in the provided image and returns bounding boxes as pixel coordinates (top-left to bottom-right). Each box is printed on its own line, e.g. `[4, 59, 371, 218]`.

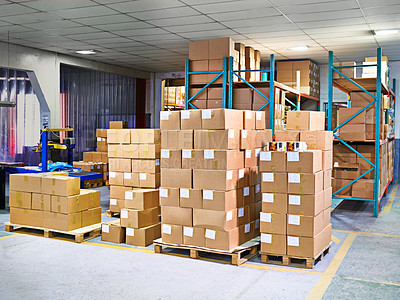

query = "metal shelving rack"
[327, 47, 396, 217]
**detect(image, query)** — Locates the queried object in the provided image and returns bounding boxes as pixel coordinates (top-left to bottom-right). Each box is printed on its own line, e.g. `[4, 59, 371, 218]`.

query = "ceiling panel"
[23, 0, 96, 10]
[73, 14, 135, 25]
[286, 10, 364, 23]
[51, 5, 118, 19]
[113, 27, 170, 37]
[0, 3, 37, 17]
[208, 8, 281, 22]
[107, 0, 185, 13]
[192, 0, 271, 14]
[1, 12, 61, 24]
[128, 6, 200, 20]
[278, 1, 359, 14]
[148, 15, 213, 27]
[165, 22, 226, 34]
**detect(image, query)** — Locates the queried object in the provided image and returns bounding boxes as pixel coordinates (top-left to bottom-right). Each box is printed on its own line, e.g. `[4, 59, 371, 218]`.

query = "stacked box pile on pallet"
[159, 108, 271, 251]
[259, 111, 332, 261]
[105, 127, 161, 246]
[276, 60, 320, 98]
[9, 172, 101, 231]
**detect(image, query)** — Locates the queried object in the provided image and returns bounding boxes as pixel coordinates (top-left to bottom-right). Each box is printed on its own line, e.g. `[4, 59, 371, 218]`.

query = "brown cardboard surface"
[132, 159, 160, 173]
[332, 179, 352, 196]
[9, 191, 31, 209]
[259, 151, 286, 172]
[124, 189, 159, 210]
[161, 168, 192, 188]
[43, 211, 82, 231]
[339, 108, 366, 125]
[181, 149, 205, 169]
[256, 130, 273, 148]
[194, 129, 240, 149]
[261, 193, 287, 214]
[201, 108, 243, 130]
[160, 111, 180, 130]
[208, 37, 234, 60]
[162, 224, 183, 244]
[323, 169, 332, 190]
[126, 223, 161, 247]
[133, 129, 161, 144]
[260, 233, 286, 255]
[245, 149, 258, 168]
[159, 187, 180, 207]
[239, 222, 254, 245]
[189, 87, 207, 100]
[120, 207, 159, 228]
[115, 129, 131, 144]
[243, 110, 256, 130]
[274, 130, 300, 141]
[350, 92, 376, 107]
[261, 172, 288, 194]
[200, 149, 244, 170]
[286, 111, 325, 131]
[333, 165, 360, 180]
[109, 199, 125, 213]
[287, 189, 326, 216]
[138, 172, 160, 188]
[109, 158, 132, 172]
[240, 129, 257, 149]
[190, 60, 208, 84]
[161, 130, 193, 149]
[123, 172, 140, 187]
[101, 220, 126, 243]
[180, 109, 202, 130]
[288, 171, 324, 195]
[31, 193, 51, 211]
[82, 207, 101, 227]
[242, 186, 255, 206]
[208, 59, 224, 84]
[237, 206, 250, 226]
[179, 188, 202, 209]
[107, 129, 118, 144]
[300, 131, 333, 150]
[339, 124, 366, 141]
[161, 206, 193, 226]
[41, 176, 80, 197]
[138, 144, 160, 159]
[249, 165, 260, 186]
[255, 111, 266, 130]
[97, 140, 107, 152]
[96, 128, 108, 138]
[202, 189, 241, 211]
[193, 208, 237, 231]
[10, 208, 43, 227]
[287, 208, 330, 237]
[189, 40, 208, 60]
[109, 121, 128, 129]
[161, 149, 181, 168]
[260, 212, 286, 234]
[193, 169, 238, 191]
[50, 191, 90, 214]
[286, 150, 323, 173]
[183, 226, 205, 247]
[322, 150, 333, 170]
[9, 173, 42, 193]
[110, 186, 132, 200]
[205, 227, 240, 251]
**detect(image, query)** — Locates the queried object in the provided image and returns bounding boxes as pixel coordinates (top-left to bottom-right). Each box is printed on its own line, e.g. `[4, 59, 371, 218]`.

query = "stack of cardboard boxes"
[159, 108, 271, 251]
[362, 56, 389, 86]
[163, 86, 185, 107]
[259, 111, 332, 259]
[276, 60, 320, 98]
[9, 173, 101, 231]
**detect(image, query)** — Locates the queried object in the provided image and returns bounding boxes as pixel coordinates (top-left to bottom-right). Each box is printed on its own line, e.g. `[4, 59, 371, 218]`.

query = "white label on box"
[102, 224, 109, 233]
[226, 171, 233, 180]
[203, 190, 214, 200]
[288, 173, 301, 183]
[289, 195, 301, 205]
[181, 110, 191, 119]
[288, 215, 301, 225]
[160, 188, 168, 198]
[261, 233, 272, 244]
[244, 187, 250, 197]
[184, 226, 193, 237]
[160, 111, 170, 120]
[287, 152, 299, 162]
[242, 129, 248, 138]
[126, 228, 135, 236]
[97, 137, 102, 142]
[180, 188, 190, 199]
[255, 219, 260, 229]
[238, 207, 244, 218]
[255, 184, 260, 194]
[204, 150, 214, 159]
[205, 229, 215, 240]
[260, 212, 271, 223]
[245, 223, 250, 233]
[162, 224, 171, 235]
[226, 210, 233, 221]
[121, 210, 128, 219]
[155, 159, 160, 166]
[125, 191, 133, 200]
[110, 198, 117, 205]
[228, 129, 235, 139]
[256, 111, 262, 120]
[124, 173, 131, 180]
[255, 148, 261, 157]
[262, 173, 274, 182]
[245, 111, 252, 119]
[260, 152, 271, 161]
[109, 172, 116, 178]
[182, 149, 192, 159]
[239, 168, 245, 179]
[202, 109, 212, 119]
[161, 149, 170, 158]
[246, 150, 252, 158]
[262, 193, 274, 203]
[287, 236, 299, 247]
[139, 173, 147, 180]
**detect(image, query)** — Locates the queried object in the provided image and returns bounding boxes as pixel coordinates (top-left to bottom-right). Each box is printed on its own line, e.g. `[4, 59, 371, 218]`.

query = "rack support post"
[184, 59, 189, 110]
[374, 48, 382, 217]
[269, 54, 275, 132]
[328, 51, 333, 131]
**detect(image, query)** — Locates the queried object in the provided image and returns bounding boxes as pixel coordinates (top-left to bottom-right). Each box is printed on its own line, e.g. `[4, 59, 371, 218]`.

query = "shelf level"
[333, 77, 394, 96]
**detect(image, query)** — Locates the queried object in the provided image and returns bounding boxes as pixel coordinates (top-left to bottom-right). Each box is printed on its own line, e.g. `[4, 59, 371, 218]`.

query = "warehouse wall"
[0, 41, 149, 127]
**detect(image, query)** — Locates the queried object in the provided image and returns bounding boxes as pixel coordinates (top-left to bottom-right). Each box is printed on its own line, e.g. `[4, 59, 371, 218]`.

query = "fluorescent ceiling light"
[290, 45, 309, 51]
[75, 50, 96, 55]
[374, 29, 398, 36]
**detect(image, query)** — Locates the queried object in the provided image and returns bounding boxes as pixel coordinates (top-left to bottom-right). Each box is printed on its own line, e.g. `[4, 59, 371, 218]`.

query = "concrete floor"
[1, 184, 400, 299]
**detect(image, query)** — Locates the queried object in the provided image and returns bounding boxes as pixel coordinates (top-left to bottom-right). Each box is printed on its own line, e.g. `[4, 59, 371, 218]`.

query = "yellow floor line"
[0, 234, 17, 241]
[341, 276, 400, 287]
[306, 233, 357, 300]
[83, 241, 153, 253]
[101, 212, 107, 216]
[381, 185, 399, 213]
[333, 229, 400, 239]
[243, 262, 322, 275]
[331, 235, 340, 244]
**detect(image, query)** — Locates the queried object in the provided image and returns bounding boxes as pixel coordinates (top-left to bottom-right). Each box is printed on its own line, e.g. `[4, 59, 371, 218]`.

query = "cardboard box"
[115, 144, 139, 159]
[300, 131, 333, 150]
[287, 189, 328, 216]
[352, 179, 374, 198]
[245, 149, 258, 168]
[274, 130, 300, 141]
[260, 212, 286, 234]
[110, 185, 132, 200]
[161, 206, 192, 226]
[97, 140, 108, 152]
[41, 176, 80, 197]
[180, 109, 201, 130]
[159, 187, 180, 207]
[161, 168, 192, 188]
[261, 233, 286, 255]
[255, 111, 266, 130]
[179, 188, 202, 209]
[256, 130, 273, 148]
[126, 223, 161, 247]
[333, 164, 360, 180]
[233, 88, 252, 106]
[287, 208, 330, 237]
[109, 158, 131, 172]
[138, 144, 160, 159]
[161, 149, 181, 168]
[243, 110, 256, 130]
[31, 193, 51, 211]
[190, 60, 208, 84]
[190, 99, 208, 110]
[114, 129, 131, 144]
[208, 59, 224, 84]
[339, 124, 366, 141]
[183, 226, 205, 247]
[189, 40, 208, 60]
[339, 108, 366, 125]
[101, 220, 125, 243]
[259, 151, 286, 172]
[239, 222, 254, 245]
[323, 169, 332, 190]
[199, 149, 244, 170]
[120, 207, 159, 228]
[125, 189, 159, 210]
[202, 189, 241, 211]
[286, 151, 323, 173]
[9, 191, 31, 209]
[193, 169, 237, 191]
[194, 129, 240, 149]
[131, 159, 160, 173]
[161, 130, 193, 150]
[109, 121, 128, 129]
[193, 208, 237, 231]
[286, 111, 325, 131]
[160, 111, 180, 130]
[82, 207, 101, 227]
[106, 129, 118, 144]
[261, 172, 287, 193]
[162, 224, 183, 244]
[332, 179, 352, 196]
[261, 193, 287, 214]
[10, 207, 43, 227]
[43, 211, 81, 231]
[131, 129, 160, 144]
[322, 150, 333, 170]
[189, 87, 207, 100]
[50, 191, 91, 214]
[123, 172, 140, 187]
[90, 151, 108, 163]
[9, 173, 42, 193]
[205, 227, 239, 251]
[287, 223, 332, 258]
[207, 100, 223, 109]
[109, 198, 125, 213]
[288, 171, 324, 195]
[201, 109, 243, 130]
[181, 149, 205, 169]
[96, 128, 108, 138]
[208, 37, 234, 60]
[240, 129, 257, 149]
[138, 172, 160, 188]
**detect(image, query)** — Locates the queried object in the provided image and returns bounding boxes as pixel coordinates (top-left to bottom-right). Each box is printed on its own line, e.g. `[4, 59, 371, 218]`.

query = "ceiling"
[0, 0, 399, 73]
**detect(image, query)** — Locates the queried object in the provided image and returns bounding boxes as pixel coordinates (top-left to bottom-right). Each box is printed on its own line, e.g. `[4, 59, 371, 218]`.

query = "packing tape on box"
[226, 211, 233, 221]
[16, 192, 22, 206]
[262, 193, 274, 203]
[162, 224, 171, 234]
[102, 224, 109, 233]
[57, 204, 61, 213]
[205, 229, 215, 240]
[126, 228, 135, 236]
[288, 215, 300, 226]
[24, 176, 28, 182]
[289, 195, 301, 205]
[183, 226, 193, 237]
[41, 202, 44, 210]
[260, 212, 271, 223]
[261, 233, 272, 244]
[287, 236, 299, 247]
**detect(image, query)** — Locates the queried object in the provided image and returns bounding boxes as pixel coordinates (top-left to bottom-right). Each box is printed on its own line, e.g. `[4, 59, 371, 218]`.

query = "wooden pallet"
[260, 243, 331, 269]
[83, 181, 105, 189]
[106, 210, 120, 218]
[4, 222, 101, 243]
[153, 239, 259, 266]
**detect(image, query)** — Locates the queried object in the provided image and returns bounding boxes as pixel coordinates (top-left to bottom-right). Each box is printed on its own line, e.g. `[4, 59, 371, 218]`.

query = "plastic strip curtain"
[60, 64, 137, 160]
